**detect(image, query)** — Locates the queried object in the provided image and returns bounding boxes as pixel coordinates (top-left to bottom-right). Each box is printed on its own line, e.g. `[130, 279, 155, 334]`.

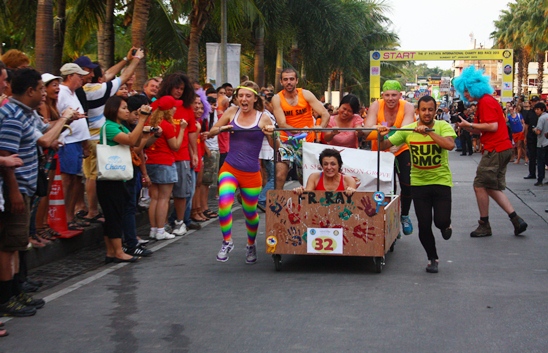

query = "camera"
[132, 49, 137, 56]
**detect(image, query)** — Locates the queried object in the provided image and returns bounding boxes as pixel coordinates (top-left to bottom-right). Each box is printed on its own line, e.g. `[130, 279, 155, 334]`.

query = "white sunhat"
[41, 73, 63, 85]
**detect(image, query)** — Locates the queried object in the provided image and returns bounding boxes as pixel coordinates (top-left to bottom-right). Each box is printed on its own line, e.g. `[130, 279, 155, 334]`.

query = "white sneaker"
[155, 230, 175, 240]
[138, 197, 151, 208]
[149, 228, 157, 239]
[172, 220, 187, 236]
[216, 241, 234, 262]
[245, 244, 257, 264]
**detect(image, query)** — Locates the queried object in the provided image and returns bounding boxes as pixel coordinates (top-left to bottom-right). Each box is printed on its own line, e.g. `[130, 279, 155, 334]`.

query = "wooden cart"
[265, 190, 400, 273]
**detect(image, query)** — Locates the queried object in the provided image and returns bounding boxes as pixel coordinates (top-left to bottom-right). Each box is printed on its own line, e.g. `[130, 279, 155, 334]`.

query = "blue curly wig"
[453, 66, 494, 102]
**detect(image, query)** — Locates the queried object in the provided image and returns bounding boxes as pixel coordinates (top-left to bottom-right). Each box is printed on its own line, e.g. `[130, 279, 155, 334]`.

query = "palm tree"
[35, 0, 54, 73]
[53, 0, 67, 74]
[522, 0, 548, 95]
[132, 0, 152, 89]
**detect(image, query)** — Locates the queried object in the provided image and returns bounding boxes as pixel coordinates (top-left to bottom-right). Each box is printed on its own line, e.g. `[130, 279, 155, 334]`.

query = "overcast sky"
[386, 0, 512, 69]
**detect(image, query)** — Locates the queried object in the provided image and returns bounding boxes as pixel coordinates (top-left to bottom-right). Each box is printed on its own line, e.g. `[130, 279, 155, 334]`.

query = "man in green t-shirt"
[377, 95, 456, 274]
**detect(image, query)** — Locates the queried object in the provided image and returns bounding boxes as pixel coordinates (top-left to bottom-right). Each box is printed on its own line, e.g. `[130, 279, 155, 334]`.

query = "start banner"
[302, 142, 395, 193]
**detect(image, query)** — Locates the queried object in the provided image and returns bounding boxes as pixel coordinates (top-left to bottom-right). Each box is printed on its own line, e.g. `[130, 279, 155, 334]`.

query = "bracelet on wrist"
[123, 57, 128, 61]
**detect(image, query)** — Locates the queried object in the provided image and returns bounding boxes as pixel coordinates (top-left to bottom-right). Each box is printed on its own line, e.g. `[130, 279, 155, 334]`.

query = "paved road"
[1, 152, 547, 353]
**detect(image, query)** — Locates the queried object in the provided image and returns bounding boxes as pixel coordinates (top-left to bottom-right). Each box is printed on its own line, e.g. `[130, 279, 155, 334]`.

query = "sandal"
[29, 234, 47, 248]
[37, 228, 57, 241]
[191, 209, 207, 222]
[78, 212, 105, 223]
[75, 210, 88, 219]
[202, 209, 218, 218]
[72, 219, 90, 227]
[68, 221, 84, 231]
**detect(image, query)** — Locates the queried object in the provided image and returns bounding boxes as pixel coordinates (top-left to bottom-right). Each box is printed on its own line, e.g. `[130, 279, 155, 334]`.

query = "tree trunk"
[97, 20, 105, 67]
[35, 0, 54, 74]
[290, 39, 299, 69]
[253, 25, 265, 88]
[537, 51, 544, 95]
[187, 0, 215, 82]
[517, 51, 524, 96]
[275, 44, 283, 92]
[339, 70, 344, 100]
[53, 0, 67, 75]
[103, 0, 115, 68]
[522, 55, 530, 96]
[131, 0, 152, 91]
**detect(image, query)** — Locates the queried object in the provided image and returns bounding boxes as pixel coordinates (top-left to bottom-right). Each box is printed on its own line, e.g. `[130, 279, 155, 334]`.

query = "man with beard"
[271, 68, 329, 189]
[377, 95, 456, 274]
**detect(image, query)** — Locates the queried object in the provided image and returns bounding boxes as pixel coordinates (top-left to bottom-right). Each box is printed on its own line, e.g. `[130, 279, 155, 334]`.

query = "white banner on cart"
[302, 142, 395, 193]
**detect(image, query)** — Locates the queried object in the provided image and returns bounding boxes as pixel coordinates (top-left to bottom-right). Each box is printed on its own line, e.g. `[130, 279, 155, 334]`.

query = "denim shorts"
[147, 164, 178, 184]
[172, 161, 192, 198]
[58, 142, 83, 175]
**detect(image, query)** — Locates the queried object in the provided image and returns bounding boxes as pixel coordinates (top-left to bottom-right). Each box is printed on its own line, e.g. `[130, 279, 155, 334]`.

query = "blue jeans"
[122, 172, 140, 249]
[258, 159, 274, 205]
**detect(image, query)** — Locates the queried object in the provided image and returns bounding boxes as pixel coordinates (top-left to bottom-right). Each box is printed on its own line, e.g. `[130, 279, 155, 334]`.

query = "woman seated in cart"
[294, 148, 356, 195]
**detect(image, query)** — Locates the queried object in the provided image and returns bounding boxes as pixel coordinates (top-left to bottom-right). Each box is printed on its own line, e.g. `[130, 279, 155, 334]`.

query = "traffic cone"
[48, 161, 82, 239]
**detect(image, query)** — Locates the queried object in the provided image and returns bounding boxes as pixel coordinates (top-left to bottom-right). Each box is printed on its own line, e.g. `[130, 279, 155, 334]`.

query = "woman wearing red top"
[145, 96, 187, 240]
[294, 148, 356, 195]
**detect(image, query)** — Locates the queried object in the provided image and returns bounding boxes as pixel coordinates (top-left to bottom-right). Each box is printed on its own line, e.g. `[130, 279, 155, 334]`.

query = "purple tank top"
[224, 110, 264, 172]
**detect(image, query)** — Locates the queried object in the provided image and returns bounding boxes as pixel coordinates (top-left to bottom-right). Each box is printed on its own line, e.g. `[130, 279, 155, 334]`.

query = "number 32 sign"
[306, 228, 343, 254]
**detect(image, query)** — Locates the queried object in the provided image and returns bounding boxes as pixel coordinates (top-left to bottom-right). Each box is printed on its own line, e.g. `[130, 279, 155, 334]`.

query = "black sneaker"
[0, 296, 37, 317]
[510, 215, 527, 236]
[426, 259, 439, 273]
[21, 281, 39, 293]
[125, 245, 153, 257]
[187, 222, 201, 230]
[523, 175, 536, 179]
[441, 226, 452, 240]
[25, 278, 43, 288]
[257, 202, 266, 213]
[534, 181, 543, 186]
[16, 292, 45, 309]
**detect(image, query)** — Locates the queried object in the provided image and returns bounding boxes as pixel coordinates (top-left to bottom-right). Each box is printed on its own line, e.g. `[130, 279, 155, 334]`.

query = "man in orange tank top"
[364, 80, 416, 236]
[271, 68, 330, 189]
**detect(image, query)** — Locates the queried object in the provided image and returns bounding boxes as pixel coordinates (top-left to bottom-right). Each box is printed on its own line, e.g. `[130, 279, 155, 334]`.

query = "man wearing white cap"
[57, 63, 90, 230]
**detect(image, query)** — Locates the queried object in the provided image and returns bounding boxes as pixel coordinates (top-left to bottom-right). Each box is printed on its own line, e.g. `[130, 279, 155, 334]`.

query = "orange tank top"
[371, 99, 409, 156]
[278, 88, 315, 142]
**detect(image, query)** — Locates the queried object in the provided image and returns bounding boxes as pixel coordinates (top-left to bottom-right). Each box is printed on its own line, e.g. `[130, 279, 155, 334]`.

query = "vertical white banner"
[206, 43, 241, 88]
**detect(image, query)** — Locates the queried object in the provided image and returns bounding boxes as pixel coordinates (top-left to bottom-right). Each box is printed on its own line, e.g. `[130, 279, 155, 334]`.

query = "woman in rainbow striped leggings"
[206, 81, 274, 264]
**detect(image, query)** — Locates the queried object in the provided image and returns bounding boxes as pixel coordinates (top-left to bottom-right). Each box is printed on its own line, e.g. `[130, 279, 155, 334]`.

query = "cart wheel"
[389, 241, 395, 253]
[373, 256, 385, 273]
[272, 254, 282, 271]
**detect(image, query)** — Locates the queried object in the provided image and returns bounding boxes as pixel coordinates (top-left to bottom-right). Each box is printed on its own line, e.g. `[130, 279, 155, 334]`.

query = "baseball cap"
[60, 63, 88, 76]
[73, 56, 99, 69]
[531, 95, 540, 101]
[151, 95, 182, 111]
[41, 73, 62, 85]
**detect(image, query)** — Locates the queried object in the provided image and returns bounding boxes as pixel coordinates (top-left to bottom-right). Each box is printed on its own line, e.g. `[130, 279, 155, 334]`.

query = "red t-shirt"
[172, 105, 196, 161]
[475, 95, 513, 152]
[217, 112, 230, 154]
[145, 119, 176, 165]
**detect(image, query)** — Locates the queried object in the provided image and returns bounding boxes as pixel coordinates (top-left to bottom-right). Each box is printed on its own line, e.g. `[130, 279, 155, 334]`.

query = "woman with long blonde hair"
[145, 95, 187, 240]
